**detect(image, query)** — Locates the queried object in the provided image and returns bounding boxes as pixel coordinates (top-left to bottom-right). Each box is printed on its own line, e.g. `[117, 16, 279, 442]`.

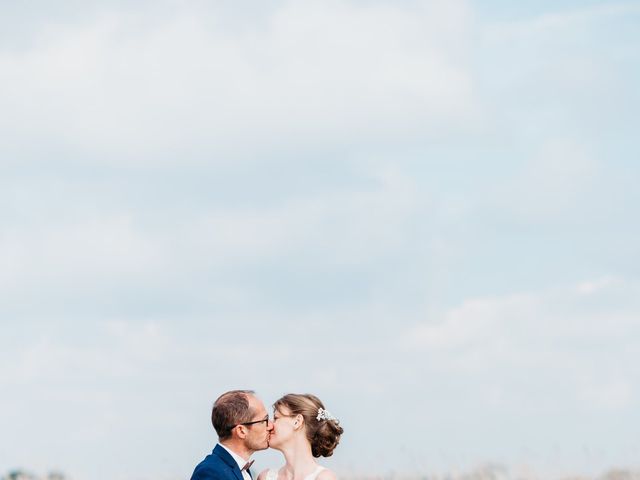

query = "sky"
[1, 1, 639, 479]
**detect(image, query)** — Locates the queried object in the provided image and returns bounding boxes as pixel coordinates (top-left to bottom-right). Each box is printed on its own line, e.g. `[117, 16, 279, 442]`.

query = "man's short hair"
[211, 390, 256, 440]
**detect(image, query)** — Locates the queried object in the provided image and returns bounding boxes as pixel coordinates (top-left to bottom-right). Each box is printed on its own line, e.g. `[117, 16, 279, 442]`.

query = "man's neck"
[220, 440, 252, 461]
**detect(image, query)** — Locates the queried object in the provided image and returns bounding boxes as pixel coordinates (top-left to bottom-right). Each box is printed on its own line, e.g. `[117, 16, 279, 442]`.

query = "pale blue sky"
[1, 1, 639, 479]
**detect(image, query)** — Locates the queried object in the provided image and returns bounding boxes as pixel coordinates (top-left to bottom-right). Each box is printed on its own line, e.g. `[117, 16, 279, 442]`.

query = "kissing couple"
[191, 390, 344, 480]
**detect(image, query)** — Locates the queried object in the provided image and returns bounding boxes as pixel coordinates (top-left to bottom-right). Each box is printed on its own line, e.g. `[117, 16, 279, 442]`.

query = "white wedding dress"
[264, 466, 325, 480]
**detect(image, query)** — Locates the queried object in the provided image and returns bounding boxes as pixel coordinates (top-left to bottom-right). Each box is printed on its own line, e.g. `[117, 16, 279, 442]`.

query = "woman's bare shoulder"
[317, 468, 337, 480]
[257, 469, 270, 480]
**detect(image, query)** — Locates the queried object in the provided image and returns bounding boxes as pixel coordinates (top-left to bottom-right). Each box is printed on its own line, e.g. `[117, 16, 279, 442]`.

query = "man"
[191, 390, 273, 480]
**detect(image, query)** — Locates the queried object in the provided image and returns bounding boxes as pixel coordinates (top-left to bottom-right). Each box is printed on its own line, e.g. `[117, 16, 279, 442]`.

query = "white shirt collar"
[218, 443, 251, 470]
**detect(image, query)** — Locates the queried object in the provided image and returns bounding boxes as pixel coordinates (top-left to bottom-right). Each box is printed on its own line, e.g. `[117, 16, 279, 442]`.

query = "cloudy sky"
[1, 1, 639, 479]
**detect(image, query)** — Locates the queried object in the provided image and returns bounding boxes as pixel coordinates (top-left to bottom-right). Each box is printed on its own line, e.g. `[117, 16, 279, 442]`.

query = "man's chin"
[248, 440, 270, 452]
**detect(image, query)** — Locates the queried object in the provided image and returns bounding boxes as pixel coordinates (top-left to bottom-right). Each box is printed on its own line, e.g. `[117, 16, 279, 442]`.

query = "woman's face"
[268, 406, 299, 450]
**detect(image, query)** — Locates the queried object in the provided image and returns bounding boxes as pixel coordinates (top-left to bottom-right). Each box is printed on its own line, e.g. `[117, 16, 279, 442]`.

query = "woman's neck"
[279, 437, 317, 480]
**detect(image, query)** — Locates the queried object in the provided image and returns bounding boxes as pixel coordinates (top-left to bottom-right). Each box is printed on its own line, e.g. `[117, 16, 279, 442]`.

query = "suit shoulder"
[191, 454, 234, 480]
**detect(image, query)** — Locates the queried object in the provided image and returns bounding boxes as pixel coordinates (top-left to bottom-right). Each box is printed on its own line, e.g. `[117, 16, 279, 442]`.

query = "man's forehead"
[248, 395, 267, 412]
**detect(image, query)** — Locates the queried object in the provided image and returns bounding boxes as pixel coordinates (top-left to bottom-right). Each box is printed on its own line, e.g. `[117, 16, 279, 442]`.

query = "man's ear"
[234, 425, 248, 439]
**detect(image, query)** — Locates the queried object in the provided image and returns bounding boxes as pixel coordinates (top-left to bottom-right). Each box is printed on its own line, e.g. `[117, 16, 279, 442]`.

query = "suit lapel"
[213, 444, 245, 480]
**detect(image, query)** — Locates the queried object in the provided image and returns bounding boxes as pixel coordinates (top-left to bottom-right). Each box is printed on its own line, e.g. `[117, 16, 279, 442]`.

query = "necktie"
[242, 460, 254, 473]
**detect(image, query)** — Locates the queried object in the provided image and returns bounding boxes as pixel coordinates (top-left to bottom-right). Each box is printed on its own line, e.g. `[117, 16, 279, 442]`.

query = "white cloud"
[506, 138, 599, 217]
[0, 215, 164, 293]
[403, 277, 640, 411]
[466, 138, 602, 226]
[406, 292, 535, 350]
[576, 276, 619, 295]
[484, 2, 640, 40]
[0, 0, 475, 165]
[579, 376, 633, 410]
[1, 320, 171, 384]
[188, 164, 420, 265]
[0, 165, 420, 298]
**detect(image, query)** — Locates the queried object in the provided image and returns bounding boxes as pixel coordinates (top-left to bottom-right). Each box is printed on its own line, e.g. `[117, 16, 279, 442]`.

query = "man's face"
[242, 395, 273, 452]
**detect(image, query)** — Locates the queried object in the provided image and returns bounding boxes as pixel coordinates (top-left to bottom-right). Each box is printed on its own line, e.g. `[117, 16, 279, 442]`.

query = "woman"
[258, 394, 344, 480]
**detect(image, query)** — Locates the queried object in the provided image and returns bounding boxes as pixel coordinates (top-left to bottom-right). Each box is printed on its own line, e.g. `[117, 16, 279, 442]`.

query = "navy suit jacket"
[191, 444, 251, 480]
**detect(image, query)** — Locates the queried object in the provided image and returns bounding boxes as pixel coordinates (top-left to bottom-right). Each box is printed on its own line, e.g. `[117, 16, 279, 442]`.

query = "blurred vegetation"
[1, 471, 67, 480]
[2, 466, 639, 480]
[337, 466, 640, 480]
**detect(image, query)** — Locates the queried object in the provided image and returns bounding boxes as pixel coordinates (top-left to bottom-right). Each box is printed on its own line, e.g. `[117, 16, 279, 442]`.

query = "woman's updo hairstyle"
[274, 393, 344, 457]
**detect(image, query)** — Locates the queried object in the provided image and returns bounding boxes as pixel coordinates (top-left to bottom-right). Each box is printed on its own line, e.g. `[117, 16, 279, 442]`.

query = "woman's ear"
[293, 414, 304, 429]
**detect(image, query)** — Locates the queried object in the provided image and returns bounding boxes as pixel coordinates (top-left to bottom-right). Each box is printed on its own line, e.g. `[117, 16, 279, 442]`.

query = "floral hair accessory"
[316, 408, 337, 421]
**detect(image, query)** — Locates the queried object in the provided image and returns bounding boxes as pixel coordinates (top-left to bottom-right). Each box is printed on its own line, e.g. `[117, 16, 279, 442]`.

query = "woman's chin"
[268, 440, 282, 451]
